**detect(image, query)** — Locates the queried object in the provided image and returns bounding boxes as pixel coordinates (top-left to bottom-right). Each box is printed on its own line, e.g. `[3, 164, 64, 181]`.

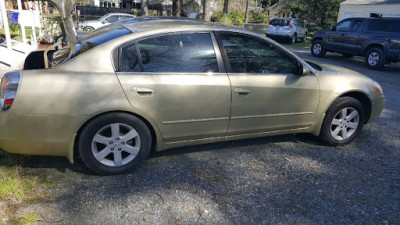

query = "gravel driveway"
[1, 48, 400, 225]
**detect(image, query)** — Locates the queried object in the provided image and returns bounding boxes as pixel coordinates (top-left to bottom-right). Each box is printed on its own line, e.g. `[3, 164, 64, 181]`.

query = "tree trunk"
[223, 0, 228, 14]
[141, 0, 148, 16]
[172, 0, 181, 17]
[244, 0, 249, 24]
[202, 0, 210, 21]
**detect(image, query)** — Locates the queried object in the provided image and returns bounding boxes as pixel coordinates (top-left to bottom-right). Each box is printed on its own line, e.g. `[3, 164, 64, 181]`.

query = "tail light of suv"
[0, 71, 21, 111]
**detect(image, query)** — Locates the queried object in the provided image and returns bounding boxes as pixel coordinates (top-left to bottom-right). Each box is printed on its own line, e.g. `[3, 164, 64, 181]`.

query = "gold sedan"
[0, 20, 385, 174]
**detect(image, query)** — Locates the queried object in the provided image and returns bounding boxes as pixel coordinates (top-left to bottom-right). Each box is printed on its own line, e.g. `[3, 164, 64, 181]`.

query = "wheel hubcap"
[368, 52, 379, 66]
[313, 44, 321, 54]
[330, 107, 360, 141]
[91, 123, 141, 167]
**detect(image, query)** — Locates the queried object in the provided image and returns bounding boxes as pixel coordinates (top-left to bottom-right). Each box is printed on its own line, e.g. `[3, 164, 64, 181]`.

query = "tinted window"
[367, 20, 400, 33]
[120, 44, 141, 72]
[72, 27, 131, 58]
[120, 33, 219, 73]
[350, 20, 363, 32]
[220, 33, 298, 74]
[105, 15, 119, 23]
[335, 20, 352, 31]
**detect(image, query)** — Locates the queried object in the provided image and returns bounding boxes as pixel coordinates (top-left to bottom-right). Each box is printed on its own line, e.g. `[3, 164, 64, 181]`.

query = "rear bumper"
[266, 33, 292, 41]
[0, 111, 85, 160]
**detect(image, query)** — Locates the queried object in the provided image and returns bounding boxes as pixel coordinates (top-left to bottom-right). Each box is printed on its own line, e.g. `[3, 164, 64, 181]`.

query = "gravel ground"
[2, 48, 400, 225]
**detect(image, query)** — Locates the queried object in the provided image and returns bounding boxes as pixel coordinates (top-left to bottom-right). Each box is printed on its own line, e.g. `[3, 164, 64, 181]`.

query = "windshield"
[71, 27, 131, 59]
[270, 19, 289, 26]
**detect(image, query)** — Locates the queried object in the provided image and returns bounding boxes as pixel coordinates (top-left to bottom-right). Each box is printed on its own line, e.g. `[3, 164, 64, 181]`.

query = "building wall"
[338, 4, 400, 22]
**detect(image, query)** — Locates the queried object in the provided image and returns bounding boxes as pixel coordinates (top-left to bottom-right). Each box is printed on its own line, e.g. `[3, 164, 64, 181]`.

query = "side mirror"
[102, 20, 106, 24]
[298, 64, 310, 76]
[302, 67, 311, 76]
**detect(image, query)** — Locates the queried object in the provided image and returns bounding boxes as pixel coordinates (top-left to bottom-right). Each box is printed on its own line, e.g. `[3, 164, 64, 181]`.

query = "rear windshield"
[270, 19, 289, 26]
[71, 27, 131, 58]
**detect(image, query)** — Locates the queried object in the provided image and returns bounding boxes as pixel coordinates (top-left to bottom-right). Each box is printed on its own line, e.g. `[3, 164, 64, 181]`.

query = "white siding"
[338, 4, 400, 22]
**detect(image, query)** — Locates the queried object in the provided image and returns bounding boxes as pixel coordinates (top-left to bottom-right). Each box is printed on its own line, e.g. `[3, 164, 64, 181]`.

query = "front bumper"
[368, 94, 385, 123]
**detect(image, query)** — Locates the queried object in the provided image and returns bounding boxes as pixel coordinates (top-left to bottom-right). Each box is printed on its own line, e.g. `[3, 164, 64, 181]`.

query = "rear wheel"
[311, 40, 326, 57]
[319, 97, 365, 146]
[83, 26, 95, 32]
[290, 34, 297, 44]
[365, 47, 385, 70]
[78, 113, 152, 175]
[301, 33, 307, 42]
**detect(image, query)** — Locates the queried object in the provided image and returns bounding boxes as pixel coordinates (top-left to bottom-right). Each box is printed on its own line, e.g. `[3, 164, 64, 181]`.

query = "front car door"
[216, 32, 320, 136]
[326, 19, 353, 50]
[116, 32, 231, 142]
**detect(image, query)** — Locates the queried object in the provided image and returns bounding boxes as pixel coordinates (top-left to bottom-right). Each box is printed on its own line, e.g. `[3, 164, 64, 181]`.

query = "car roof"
[106, 13, 134, 16]
[122, 20, 237, 33]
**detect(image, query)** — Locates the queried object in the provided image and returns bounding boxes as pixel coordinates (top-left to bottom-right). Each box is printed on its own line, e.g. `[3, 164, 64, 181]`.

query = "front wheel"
[78, 113, 152, 175]
[319, 97, 365, 146]
[311, 40, 326, 57]
[365, 47, 385, 70]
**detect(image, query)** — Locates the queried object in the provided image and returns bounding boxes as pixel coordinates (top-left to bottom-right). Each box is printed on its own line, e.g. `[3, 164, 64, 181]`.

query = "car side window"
[219, 33, 299, 74]
[349, 20, 363, 32]
[105, 15, 119, 23]
[120, 33, 219, 73]
[120, 43, 141, 72]
[335, 20, 352, 32]
[366, 20, 400, 33]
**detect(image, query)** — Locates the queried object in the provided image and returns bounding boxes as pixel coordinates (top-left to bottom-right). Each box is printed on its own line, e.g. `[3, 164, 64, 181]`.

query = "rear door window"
[120, 33, 219, 73]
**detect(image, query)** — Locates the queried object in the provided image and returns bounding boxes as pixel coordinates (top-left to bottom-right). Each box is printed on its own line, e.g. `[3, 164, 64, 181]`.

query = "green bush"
[211, 11, 245, 27]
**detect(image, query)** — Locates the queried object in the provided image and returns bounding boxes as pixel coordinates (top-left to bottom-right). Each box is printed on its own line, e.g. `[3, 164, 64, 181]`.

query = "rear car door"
[216, 32, 319, 135]
[116, 32, 231, 142]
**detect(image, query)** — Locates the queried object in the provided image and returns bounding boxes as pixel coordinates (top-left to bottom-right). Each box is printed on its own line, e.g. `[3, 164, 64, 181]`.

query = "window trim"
[214, 31, 302, 75]
[115, 31, 225, 73]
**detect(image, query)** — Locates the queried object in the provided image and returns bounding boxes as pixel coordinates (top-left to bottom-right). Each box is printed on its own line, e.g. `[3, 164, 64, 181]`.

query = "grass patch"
[283, 36, 312, 49]
[0, 27, 39, 41]
[9, 213, 39, 225]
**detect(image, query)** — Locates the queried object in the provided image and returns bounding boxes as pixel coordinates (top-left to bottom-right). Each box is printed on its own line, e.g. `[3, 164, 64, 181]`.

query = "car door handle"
[234, 88, 251, 95]
[131, 87, 154, 95]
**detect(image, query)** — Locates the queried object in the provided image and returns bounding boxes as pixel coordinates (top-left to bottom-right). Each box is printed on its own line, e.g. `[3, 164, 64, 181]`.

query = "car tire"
[83, 26, 95, 32]
[365, 47, 385, 70]
[319, 97, 365, 146]
[301, 33, 307, 42]
[311, 40, 326, 57]
[78, 113, 152, 175]
[290, 34, 297, 44]
[342, 53, 353, 58]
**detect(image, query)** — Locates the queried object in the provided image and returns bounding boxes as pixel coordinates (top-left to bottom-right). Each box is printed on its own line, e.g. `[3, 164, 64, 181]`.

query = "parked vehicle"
[266, 18, 308, 44]
[311, 17, 400, 70]
[77, 13, 135, 32]
[0, 1, 385, 175]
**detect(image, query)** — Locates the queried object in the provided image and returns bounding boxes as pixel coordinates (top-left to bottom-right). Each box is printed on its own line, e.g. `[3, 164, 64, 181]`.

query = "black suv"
[311, 17, 400, 70]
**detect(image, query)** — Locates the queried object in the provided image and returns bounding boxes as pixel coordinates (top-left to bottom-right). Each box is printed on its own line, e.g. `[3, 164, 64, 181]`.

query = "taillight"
[0, 71, 21, 111]
[288, 20, 292, 28]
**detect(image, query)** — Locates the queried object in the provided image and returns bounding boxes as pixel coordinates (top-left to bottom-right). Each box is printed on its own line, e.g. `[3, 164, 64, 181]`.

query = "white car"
[78, 13, 135, 32]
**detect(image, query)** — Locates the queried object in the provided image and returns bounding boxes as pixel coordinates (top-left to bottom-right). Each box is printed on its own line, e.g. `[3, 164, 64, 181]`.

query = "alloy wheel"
[313, 44, 322, 54]
[91, 123, 141, 167]
[368, 52, 380, 66]
[330, 107, 360, 141]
